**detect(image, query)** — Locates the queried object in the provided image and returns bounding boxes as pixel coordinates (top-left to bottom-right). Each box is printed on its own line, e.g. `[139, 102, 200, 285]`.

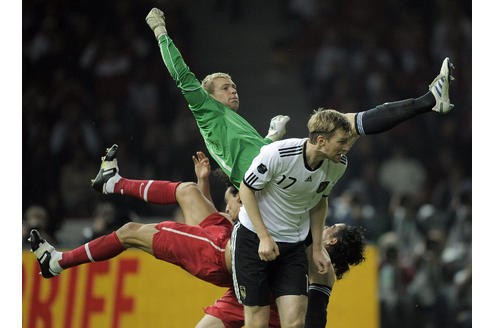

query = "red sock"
[114, 178, 181, 205]
[59, 232, 125, 269]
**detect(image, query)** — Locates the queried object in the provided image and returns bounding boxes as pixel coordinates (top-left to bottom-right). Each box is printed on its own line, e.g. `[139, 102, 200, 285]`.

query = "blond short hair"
[201, 72, 233, 94]
[307, 108, 351, 143]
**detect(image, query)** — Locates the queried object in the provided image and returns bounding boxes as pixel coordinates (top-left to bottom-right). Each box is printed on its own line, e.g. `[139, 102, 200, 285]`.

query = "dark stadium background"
[22, 0, 472, 327]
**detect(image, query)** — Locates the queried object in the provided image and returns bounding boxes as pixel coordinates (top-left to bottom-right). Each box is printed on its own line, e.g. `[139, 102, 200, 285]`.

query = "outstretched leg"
[29, 222, 158, 278]
[91, 145, 217, 226]
[174, 182, 217, 226]
[91, 145, 181, 204]
[352, 57, 455, 136]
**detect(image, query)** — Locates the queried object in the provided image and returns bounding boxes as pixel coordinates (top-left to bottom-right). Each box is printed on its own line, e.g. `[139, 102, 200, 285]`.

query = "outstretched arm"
[146, 8, 208, 109]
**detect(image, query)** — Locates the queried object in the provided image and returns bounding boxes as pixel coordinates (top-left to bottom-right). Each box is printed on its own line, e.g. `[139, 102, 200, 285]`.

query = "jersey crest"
[257, 163, 267, 174]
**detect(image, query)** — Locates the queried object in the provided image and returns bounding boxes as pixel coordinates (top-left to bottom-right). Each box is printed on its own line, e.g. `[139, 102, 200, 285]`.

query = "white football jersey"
[238, 138, 348, 242]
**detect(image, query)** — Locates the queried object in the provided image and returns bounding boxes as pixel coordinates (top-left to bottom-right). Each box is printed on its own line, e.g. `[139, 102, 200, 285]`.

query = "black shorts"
[231, 221, 308, 306]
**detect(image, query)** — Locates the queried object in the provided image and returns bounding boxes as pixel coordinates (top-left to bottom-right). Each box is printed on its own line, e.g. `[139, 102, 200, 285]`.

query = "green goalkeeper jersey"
[158, 35, 270, 189]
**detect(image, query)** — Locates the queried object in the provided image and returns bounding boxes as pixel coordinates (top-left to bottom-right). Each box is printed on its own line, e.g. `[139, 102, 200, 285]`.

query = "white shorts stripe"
[160, 226, 225, 252]
[230, 221, 242, 304]
[84, 243, 95, 262]
[143, 180, 154, 202]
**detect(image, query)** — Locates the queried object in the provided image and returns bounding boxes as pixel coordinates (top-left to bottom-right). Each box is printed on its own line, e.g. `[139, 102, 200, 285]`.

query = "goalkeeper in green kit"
[146, 9, 290, 190]
[145, 7, 454, 192]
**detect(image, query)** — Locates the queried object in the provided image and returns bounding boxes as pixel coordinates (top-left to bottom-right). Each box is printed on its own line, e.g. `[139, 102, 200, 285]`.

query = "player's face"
[323, 223, 347, 248]
[224, 188, 241, 220]
[211, 77, 239, 111]
[320, 129, 351, 162]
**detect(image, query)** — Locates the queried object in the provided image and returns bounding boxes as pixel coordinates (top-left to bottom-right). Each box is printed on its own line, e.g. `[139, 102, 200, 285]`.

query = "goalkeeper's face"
[211, 77, 240, 111]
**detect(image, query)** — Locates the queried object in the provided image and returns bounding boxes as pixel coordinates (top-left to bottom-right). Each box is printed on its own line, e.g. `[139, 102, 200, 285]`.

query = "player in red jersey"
[30, 146, 364, 327]
[29, 147, 237, 285]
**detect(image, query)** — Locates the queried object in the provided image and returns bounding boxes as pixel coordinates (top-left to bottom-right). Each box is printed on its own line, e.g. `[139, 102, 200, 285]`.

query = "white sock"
[49, 251, 63, 274]
[104, 173, 122, 194]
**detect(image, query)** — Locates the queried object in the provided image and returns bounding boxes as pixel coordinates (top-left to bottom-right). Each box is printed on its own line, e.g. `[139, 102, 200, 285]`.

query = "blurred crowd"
[23, 0, 471, 327]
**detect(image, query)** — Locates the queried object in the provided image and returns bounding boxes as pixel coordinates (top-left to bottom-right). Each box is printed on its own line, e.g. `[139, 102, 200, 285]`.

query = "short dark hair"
[327, 225, 366, 279]
[226, 185, 239, 197]
[213, 168, 239, 197]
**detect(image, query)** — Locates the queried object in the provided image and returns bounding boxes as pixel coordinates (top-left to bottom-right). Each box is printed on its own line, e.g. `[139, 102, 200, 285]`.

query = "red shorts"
[153, 213, 233, 287]
[204, 288, 281, 328]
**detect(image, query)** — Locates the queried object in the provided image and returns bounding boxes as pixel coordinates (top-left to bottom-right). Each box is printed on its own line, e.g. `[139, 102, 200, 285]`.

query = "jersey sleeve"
[242, 144, 278, 191]
[157, 35, 209, 109]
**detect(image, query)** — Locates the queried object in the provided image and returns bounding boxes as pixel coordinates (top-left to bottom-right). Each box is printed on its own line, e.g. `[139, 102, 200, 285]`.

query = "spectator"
[22, 205, 56, 249]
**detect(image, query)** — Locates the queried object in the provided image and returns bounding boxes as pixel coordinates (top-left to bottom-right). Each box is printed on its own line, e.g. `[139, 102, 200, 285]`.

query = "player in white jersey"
[232, 108, 353, 328]
[238, 138, 347, 243]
